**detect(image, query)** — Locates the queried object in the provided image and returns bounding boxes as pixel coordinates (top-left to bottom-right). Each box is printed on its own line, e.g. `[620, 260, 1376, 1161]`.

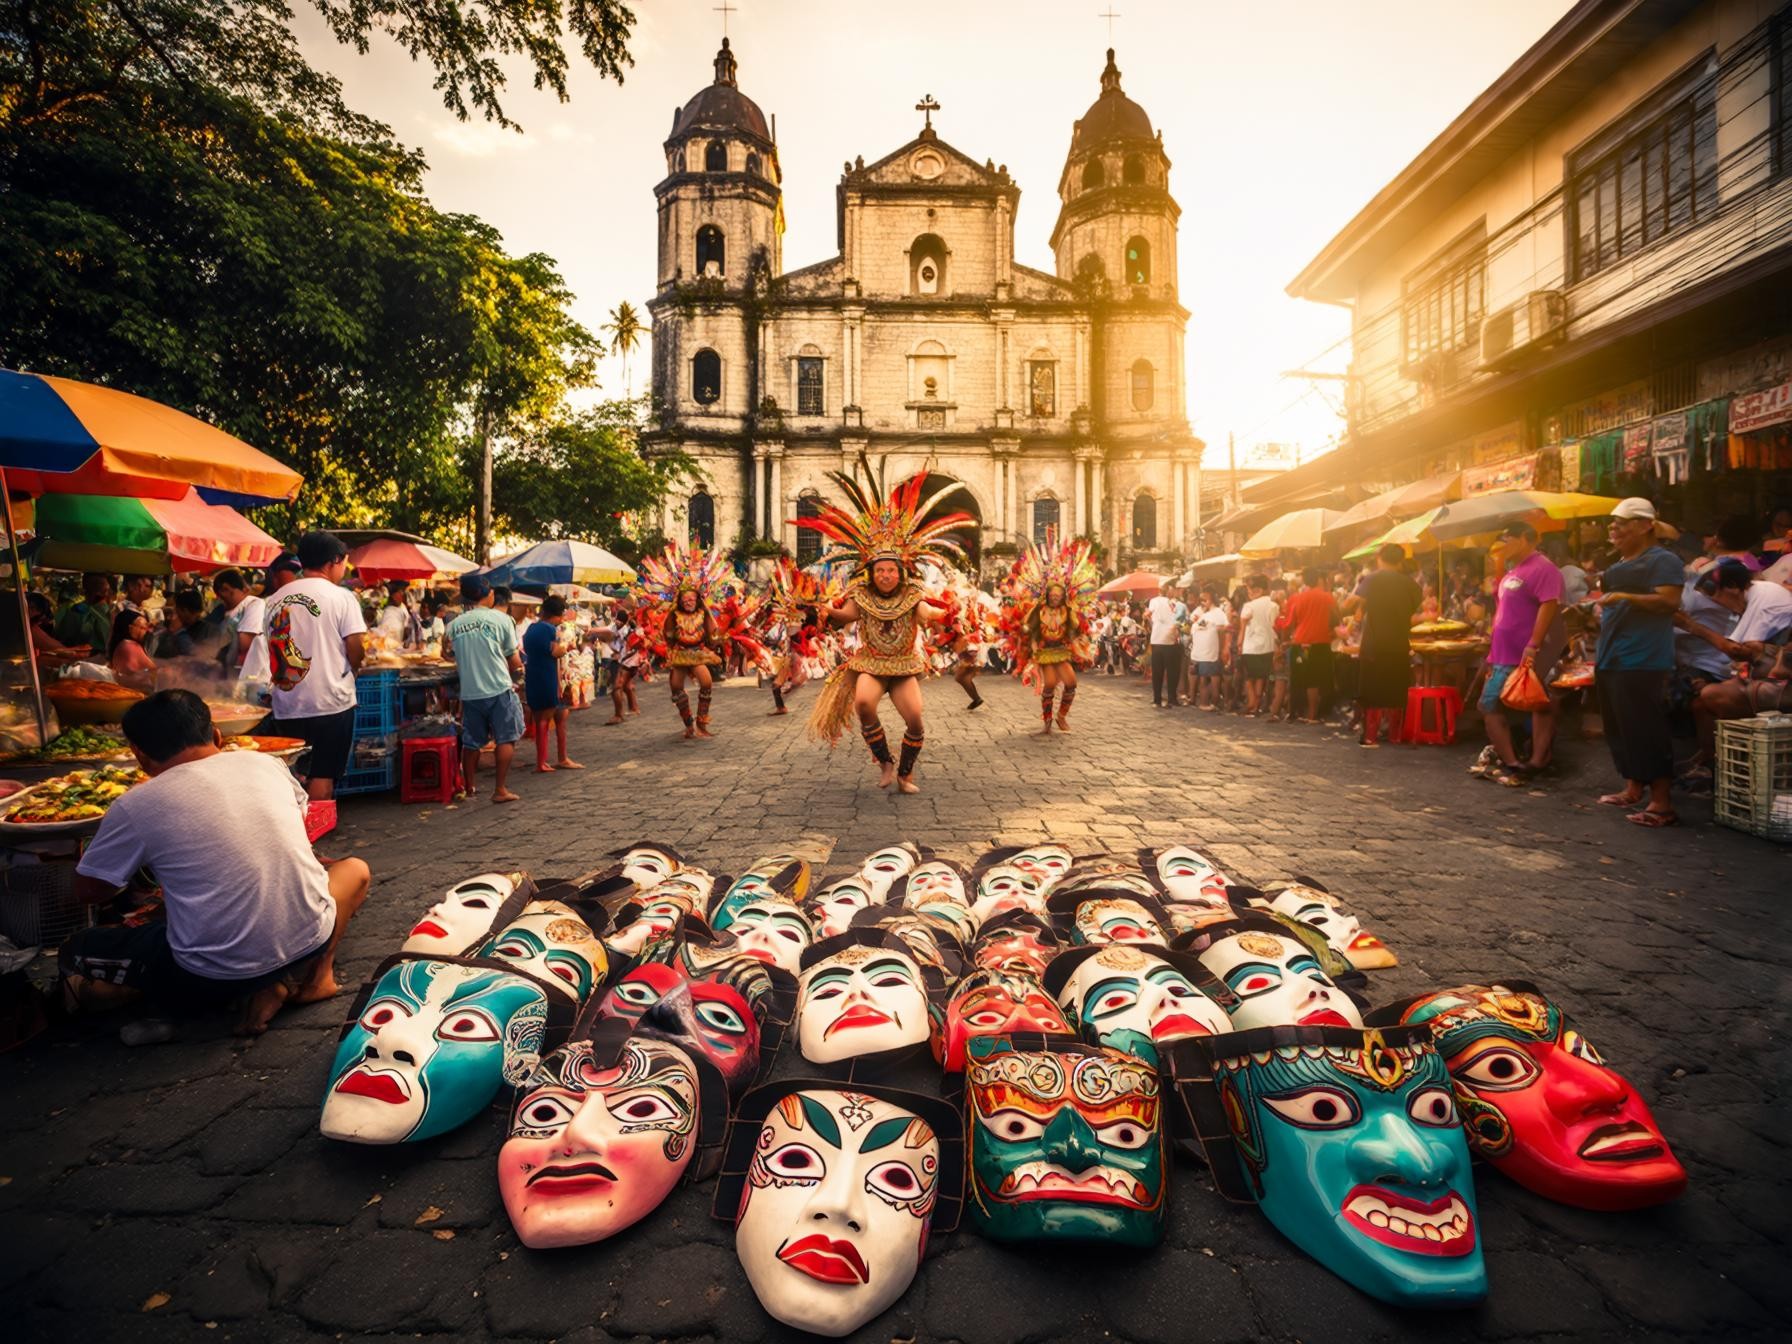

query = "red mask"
[1397, 985, 1685, 1211]
[971, 923, 1057, 979]
[597, 961, 763, 1095]
[934, 970, 1069, 1071]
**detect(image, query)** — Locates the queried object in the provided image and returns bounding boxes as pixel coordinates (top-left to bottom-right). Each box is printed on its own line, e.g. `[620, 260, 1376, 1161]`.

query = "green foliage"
[493, 402, 693, 549]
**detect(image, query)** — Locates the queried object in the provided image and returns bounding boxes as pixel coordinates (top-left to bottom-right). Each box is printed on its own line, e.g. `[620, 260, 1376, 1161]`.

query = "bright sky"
[294, 0, 1575, 460]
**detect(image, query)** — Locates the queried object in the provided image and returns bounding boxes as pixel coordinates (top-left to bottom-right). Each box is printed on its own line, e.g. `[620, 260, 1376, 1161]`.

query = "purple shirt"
[1488, 551, 1564, 665]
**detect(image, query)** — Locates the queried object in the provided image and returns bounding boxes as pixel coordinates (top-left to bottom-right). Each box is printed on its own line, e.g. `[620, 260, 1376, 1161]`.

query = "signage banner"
[1729, 380, 1792, 435]
[1622, 423, 1654, 472]
[1463, 453, 1538, 496]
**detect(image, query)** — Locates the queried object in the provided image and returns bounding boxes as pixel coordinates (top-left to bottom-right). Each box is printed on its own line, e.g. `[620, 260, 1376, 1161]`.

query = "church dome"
[1070, 49, 1153, 152]
[671, 39, 771, 143]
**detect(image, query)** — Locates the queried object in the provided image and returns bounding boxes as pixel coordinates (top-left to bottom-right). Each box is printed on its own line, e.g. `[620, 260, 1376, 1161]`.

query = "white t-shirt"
[1146, 595, 1179, 645]
[77, 752, 335, 978]
[1240, 595, 1280, 655]
[264, 577, 367, 718]
[1189, 606, 1229, 662]
[225, 593, 267, 679]
[1734, 580, 1792, 644]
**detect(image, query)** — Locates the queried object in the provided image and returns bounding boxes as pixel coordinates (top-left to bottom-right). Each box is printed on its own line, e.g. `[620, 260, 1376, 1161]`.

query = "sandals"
[1625, 809, 1678, 828]
[1489, 765, 1526, 788]
[1468, 746, 1499, 777]
[1598, 792, 1645, 807]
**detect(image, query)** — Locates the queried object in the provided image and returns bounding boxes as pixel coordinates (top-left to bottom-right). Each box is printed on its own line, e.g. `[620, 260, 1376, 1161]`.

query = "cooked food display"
[1, 765, 146, 825]
[44, 680, 144, 702]
[222, 735, 307, 753]
[0, 726, 133, 765]
[1410, 619, 1472, 636]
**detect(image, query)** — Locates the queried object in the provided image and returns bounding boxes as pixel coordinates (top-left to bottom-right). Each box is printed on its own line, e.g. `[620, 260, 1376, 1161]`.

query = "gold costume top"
[844, 579, 927, 678]
[1032, 603, 1075, 665]
[666, 607, 721, 667]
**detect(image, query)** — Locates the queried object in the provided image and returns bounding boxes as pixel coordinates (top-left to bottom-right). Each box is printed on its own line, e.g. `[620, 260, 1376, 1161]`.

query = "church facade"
[645, 40, 1203, 574]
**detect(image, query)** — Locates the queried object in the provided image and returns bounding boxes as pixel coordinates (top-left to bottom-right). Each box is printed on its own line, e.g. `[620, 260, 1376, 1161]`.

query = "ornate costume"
[636, 542, 733, 735]
[1001, 531, 1099, 730]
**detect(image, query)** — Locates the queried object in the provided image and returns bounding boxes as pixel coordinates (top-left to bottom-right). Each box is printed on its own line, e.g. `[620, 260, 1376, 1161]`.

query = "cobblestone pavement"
[4, 671, 1786, 1343]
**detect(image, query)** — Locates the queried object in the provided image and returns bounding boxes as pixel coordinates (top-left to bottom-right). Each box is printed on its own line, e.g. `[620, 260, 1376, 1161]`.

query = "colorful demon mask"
[892, 860, 970, 911]
[1141, 844, 1234, 918]
[1371, 983, 1685, 1211]
[402, 871, 526, 956]
[719, 1084, 962, 1338]
[594, 938, 784, 1094]
[933, 969, 1070, 1072]
[710, 856, 813, 930]
[1252, 880, 1396, 971]
[969, 911, 1060, 978]
[500, 1028, 722, 1249]
[1183, 1026, 1485, 1307]
[1048, 890, 1172, 946]
[965, 1036, 1166, 1245]
[482, 900, 607, 1003]
[968, 863, 1048, 928]
[807, 876, 879, 939]
[609, 842, 685, 888]
[321, 956, 556, 1144]
[605, 882, 705, 959]
[1045, 944, 1233, 1066]
[796, 932, 937, 1066]
[1181, 917, 1363, 1031]
[726, 899, 817, 974]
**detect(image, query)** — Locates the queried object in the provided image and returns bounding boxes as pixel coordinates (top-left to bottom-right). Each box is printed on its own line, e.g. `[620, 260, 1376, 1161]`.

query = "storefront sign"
[1556, 442, 1582, 492]
[1463, 453, 1539, 495]
[1650, 413, 1688, 454]
[1558, 381, 1651, 437]
[1622, 424, 1654, 472]
[1729, 380, 1792, 435]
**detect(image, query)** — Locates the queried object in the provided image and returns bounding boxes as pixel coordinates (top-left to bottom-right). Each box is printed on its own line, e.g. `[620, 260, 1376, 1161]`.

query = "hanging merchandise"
[1578, 431, 1621, 493]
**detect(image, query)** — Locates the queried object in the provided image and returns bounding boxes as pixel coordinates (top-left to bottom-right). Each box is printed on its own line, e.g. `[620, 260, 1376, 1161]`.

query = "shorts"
[1749, 679, 1791, 712]
[61, 920, 331, 1017]
[1479, 664, 1518, 714]
[461, 690, 526, 749]
[1242, 652, 1273, 679]
[1193, 660, 1222, 677]
[270, 705, 356, 781]
[1291, 643, 1333, 695]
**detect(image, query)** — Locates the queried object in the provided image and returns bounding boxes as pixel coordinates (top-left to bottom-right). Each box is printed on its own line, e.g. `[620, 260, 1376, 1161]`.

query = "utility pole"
[477, 406, 494, 565]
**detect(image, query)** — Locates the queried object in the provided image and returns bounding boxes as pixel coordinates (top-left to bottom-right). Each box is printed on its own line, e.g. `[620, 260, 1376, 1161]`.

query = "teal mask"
[1192, 1026, 1485, 1307]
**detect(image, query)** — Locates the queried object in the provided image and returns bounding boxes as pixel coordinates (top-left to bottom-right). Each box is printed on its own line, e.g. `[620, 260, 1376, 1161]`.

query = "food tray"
[207, 704, 267, 736]
[0, 784, 107, 835]
[45, 684, 144, 725]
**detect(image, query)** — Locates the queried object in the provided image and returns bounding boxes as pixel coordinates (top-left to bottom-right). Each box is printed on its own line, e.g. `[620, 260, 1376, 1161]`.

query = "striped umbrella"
[484, 539, 637, 588]
[22, 489, 282, 573]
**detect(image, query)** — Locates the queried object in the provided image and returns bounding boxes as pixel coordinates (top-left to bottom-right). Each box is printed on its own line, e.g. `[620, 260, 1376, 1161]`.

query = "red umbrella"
[347, 538, 477, 583]
[1097, 570, 1173, 597]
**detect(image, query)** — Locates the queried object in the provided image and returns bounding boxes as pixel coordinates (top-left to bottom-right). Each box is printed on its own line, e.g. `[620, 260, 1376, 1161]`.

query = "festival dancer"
[636, 544, 730, 740]
[762, 558, 838, 716]
[797, 457, 976, 793]
[1002, 531, 1099, 734]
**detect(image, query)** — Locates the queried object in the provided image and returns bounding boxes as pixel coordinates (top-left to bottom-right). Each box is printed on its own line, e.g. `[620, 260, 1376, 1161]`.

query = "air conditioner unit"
[1479, 290, 1566, 369]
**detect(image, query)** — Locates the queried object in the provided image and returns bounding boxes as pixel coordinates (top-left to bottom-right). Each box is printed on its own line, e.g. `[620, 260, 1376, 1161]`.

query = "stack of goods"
[318, 840, 1687, 1335]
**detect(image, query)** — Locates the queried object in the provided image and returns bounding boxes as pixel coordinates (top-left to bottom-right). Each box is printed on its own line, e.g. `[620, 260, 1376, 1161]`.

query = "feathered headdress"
[793, 454, 976, 574]
[637, 541, 732, 608]
[1010, 529, 1099, 609]
[764, 556, 843, 627]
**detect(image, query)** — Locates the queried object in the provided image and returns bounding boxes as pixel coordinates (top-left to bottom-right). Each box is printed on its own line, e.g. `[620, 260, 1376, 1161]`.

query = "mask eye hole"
[866, 1159, 928, 1207]
[1456, 1046, 1541, 1091]
[695, 1001, 746, 1034]
[1226, 965, 1283, 997]
[1262, 1085, 1361, 1130]
[963, 1008, 1008, 1028]
[981, 1108, 1046, 1142]
[436, 1009, 499, 1042]
[358, 998, 410, 1032]
[515, 1093, 577, 1130]
[761, 1141, 826, 1183]
[1407, 1087, 1458, 1128]
[609, 1092, 680, 1125]
[1093, 1118, 1152, 1149]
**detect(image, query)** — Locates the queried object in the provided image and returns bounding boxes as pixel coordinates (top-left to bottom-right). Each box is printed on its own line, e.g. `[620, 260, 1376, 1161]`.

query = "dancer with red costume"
[1001, 530, 1099, 734]
[636, 543, 768, 740]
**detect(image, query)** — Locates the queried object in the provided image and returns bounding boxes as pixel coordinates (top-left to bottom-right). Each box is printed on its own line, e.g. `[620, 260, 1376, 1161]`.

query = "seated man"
[1681, 559, 1792, 774]
[60, 690, 371, 1041]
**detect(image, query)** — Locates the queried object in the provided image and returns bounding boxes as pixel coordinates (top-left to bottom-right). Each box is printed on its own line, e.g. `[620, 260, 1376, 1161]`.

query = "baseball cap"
[296, 531, 349, 569]
[1610, 498, 1658, 521]
[266, 552, 303, 578]
[459, 572, 491, 603]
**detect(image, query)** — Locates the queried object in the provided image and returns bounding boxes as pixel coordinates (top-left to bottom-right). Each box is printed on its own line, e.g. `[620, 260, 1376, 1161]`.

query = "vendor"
[25, 592, 89, 665]
[107, 608, 157, 692]
[60, 690, 371, 1041]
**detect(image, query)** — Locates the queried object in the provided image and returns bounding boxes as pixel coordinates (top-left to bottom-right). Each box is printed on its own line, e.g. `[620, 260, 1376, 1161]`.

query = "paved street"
[3, 671, 1787, 1343]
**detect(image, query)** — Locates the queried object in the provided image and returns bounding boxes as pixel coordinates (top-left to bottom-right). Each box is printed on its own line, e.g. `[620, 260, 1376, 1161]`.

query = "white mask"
[857, 844, 922, 898]
[729, 901, 816, 974]
[1196, 930, 1363, 1031]
[483, 901, 607, 1003]
[402, 873, 516, 955]
[1152, 845, 1233, 909]
[900, 861, 969, 910]
[735, 1089, 941, 1336]
[796, 944, 930, 1064]
[1258, 884, 1396, 969]
[808, 878, 877, 938]
[1006, 845, 1074, 887]
[1057, 945, 1231, 1064]
[616, 845, 681, 887]
[970, 865, 1047, 928]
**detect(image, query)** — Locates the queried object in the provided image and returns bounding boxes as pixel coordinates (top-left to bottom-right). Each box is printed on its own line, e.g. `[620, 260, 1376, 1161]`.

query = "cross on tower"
[916, 93, 940, 131]
[1099, 5, 1122, 41]
[714, 0, 736, 38]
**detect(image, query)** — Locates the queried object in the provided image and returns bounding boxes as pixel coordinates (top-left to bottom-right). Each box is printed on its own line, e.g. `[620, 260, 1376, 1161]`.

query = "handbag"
[1499, 660, 1552, 713]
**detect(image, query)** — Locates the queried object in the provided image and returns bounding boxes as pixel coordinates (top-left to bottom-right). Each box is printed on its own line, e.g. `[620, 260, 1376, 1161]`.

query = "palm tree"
[604, 301, 645, 400]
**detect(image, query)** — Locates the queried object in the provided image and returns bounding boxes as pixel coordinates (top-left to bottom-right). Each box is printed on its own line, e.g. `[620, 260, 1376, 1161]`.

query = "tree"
[603, 300, 645, 400]
[493, 402, 693, 549]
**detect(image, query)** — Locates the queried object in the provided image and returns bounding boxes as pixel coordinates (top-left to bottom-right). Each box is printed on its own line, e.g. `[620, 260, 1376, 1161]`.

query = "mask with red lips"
[1376, 983, 1686, 1211]
[401, 872, 520, 955]
[796, 934, 934, 1065]
[1182, 919, 1363, 1031]
[1046, 944, 1232, 1067]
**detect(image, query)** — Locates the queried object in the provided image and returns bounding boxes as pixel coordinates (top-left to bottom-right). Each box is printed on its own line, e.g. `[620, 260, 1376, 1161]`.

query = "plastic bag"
[1500, 661, 1552, 713]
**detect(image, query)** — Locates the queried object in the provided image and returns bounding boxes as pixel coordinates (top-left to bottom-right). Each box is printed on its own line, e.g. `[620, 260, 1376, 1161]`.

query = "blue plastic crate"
[352, 670, 401, 738]
[336, 753, 398, 797]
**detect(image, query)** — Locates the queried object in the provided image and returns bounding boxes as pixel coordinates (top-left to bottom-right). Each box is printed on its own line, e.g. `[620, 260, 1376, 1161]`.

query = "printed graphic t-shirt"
[264, 577, 367, 718]
[448, 606, 521, 701]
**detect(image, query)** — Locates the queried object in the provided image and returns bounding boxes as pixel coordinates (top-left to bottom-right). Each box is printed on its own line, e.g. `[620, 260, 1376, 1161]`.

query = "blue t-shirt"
[522, 619, 563, 708]
[447, 606, 519, 700]
[1596, 545, 1684, 672]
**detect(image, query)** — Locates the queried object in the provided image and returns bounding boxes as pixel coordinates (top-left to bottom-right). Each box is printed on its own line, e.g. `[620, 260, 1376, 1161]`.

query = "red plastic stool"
[400, 736, 462, 803]
[304, 800, 337, 843]
[1402, 686, 1462, 745]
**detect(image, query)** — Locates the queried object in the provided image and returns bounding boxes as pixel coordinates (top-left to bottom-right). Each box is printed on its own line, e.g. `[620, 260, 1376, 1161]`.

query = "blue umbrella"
[483, 539, 636, 589]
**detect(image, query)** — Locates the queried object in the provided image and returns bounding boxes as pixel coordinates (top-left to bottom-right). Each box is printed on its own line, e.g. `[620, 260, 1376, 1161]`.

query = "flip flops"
[1625, 809, 1678, 828]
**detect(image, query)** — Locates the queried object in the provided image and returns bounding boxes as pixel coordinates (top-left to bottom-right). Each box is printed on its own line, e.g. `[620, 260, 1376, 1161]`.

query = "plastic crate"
[1714, 712, 1792, 843]
[336, 753, 398, 797]
[0, 856, 88, 949]
[353, 670, 402, 738]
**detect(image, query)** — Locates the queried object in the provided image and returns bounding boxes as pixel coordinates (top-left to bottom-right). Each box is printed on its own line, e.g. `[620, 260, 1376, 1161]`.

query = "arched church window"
[1032, 497, 1061, 545]
[1125, 236, 1151, 286]
[1131, 360, 1154, 412]
[746, 151, 761, 177]
[691, 349, 722, 406]
[910, 234, 948, 295]
[1132, 494, 1158, 549]
[688, 491, 716, 548]
[1082, 158, 1104, 190]
[704, 140, 728, 172]
[696, 225, 725, 279]
[795, 494, 823, 566]
[1123, 154, 1146, 185]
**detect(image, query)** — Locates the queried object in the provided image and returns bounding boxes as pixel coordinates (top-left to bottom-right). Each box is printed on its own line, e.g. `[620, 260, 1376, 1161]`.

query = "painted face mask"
[402, 872, 522, 956]
[965, 1036, 1166, 1246]
[969, 912, 1059, 979]
[856, 842, 929, 898]
[711, 856, 812, 930]
[997, 844, 1075, 888]
[795, 934, 934, 1065]
[1254, 881, 1396, 970]
[610, 842, 684, 888]
[807, 877, 878, 939]
[1189, 1026, 1485, 1307]
[894, 860, 970, 911]
[321, 957, 553, 1144]
[595, 951, 772, 1094]
[1142, 844, 1235, 918]
[483, 901, 607, 1003]
[500, 1032, 710, 1249]
[850, 905, 964, 978]
[1190, 922, 1363, 1031]
[1048, 857, 1159, 902]
[1055, 894, 1170, 947]
[605, 885, 700, 959]
[1376, 983, 1685, 1211]
[728, 899, 817, 974]
[969, 864, 1048, 928]
[724, 1086, 956, 1338]
[1047, 945, 1232, 1066]
[933, 970, 1070, 1072]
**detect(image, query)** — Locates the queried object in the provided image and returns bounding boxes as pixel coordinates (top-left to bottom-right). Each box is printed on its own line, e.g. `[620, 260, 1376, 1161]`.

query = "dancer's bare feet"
[878, 760, 898, 789]
[768, 707, 790, 715]
[1036, 723, 1054, 736]
[493, 788, 521, 803]
[683, 726, 695, 740]
[557, 758, 584, 770]
[602, 715, 623, 725]
[896, 775, 919, 794]
[695, 725, 714, 738]
[535, 763, 556, 773]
